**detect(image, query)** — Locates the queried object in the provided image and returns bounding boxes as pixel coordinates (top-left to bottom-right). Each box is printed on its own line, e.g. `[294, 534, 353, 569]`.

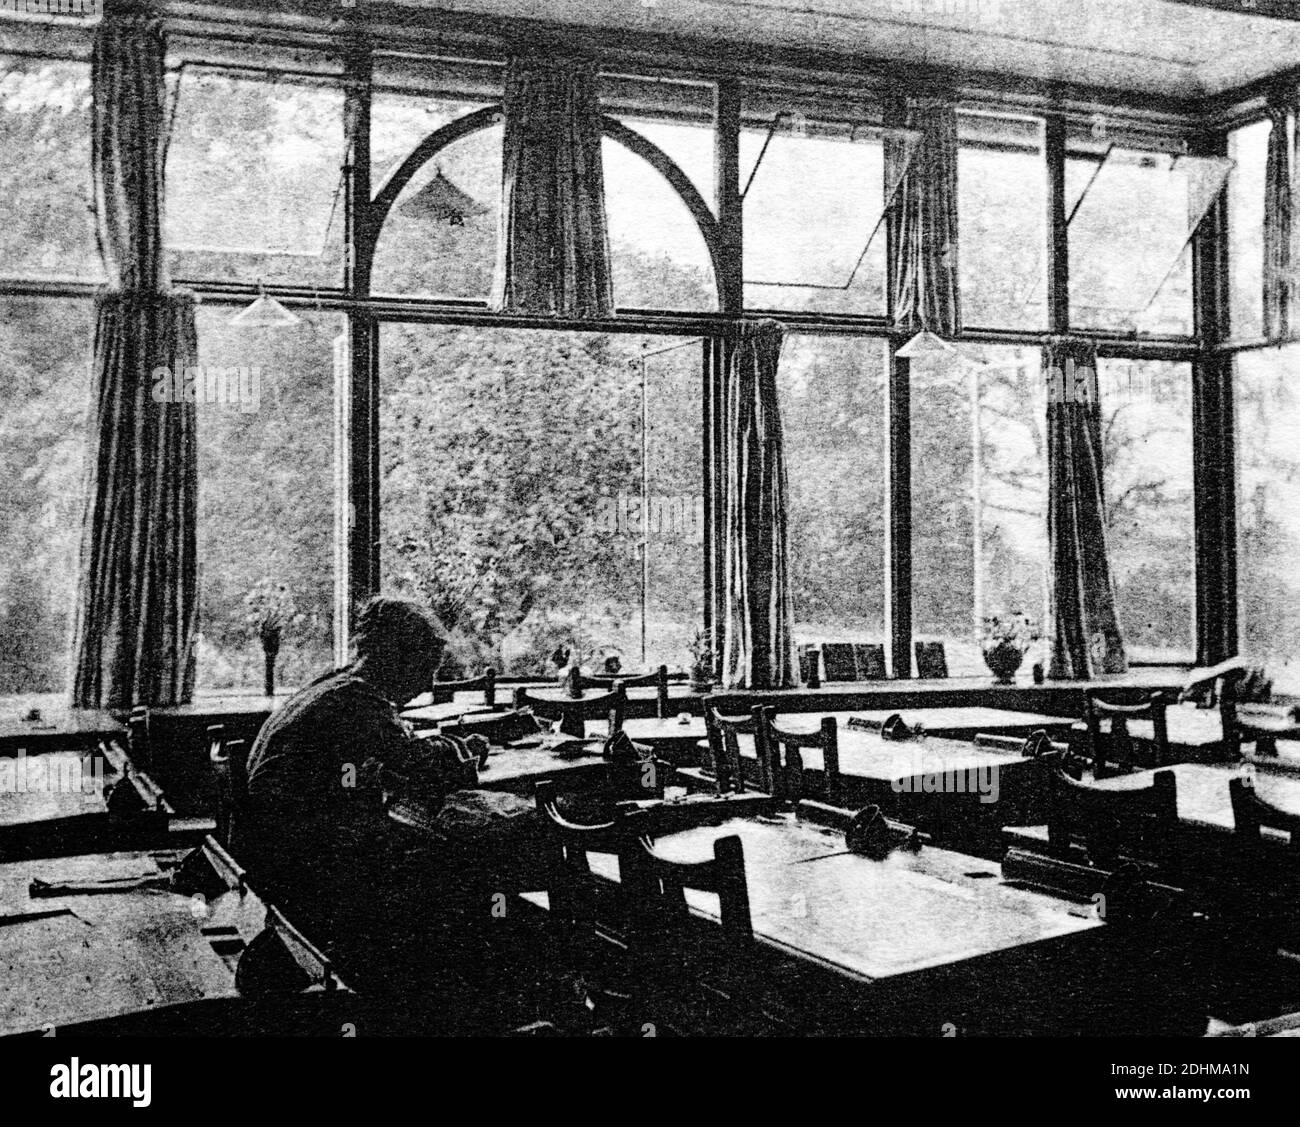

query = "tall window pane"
[958, 112, 1045, 330]
[1228, 119, 1268, 342]
[1237, 347, 1300, 693]
[780, 336, 887, 662]
[1098, 358, 1195, 662]
[381, 327, 702, 675]
[912, 344, 1046, 675]
[195, 307, 340, 691]
[0, 297, 91, 704]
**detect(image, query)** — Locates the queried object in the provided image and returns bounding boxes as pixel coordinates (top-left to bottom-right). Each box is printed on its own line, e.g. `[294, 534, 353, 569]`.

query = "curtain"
[490, 54, 614, 318]
[884, 98, 961, 336]
[1044, 338, 1127, 680]
[1263, 93, 1294, 341]
[719, 320, 796, 690]
[72, 0, 198, 708]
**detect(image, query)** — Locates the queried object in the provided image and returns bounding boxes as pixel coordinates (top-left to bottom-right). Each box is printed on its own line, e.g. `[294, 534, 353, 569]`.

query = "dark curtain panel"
[884, 99, 961, 336]
[718, 320, 796, 690]
[1045, 338, 1127, 680]
[72, 0, 198, 707]
[1263, 94, 1293, 341]
[490, 54, 614, 317]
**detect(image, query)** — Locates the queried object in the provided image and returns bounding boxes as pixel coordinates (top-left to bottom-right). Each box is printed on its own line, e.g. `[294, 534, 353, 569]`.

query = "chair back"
[820, 643, 857, 682]
[1084, 692, 1170, 776]
[914, 641, 948, 679]
[619, 819, 754, 1028]
[854, 643, 887, 681]
[513, 685, 627, 739]
[754, 707, 843, 806]
[702, 701, 765, 795]
[210, 727, 251, 848]
[534, 781, 640, 936]
[579, 665, 670, 719]
[126, 705, 151, 770]
[431, 666, 496, 708]
[1230, 776, 1300, 855]
[1043, 753, 1178, 868]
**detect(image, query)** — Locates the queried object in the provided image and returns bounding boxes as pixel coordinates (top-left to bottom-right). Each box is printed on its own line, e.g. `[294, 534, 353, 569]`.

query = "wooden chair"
[914, 641, 948, 679]
[854, 643, 887, 681]
[1083, 692, 1171, 776]
[694, 701, 768, 795]
[579, 665, 670, 719]
[431, 666, 496, 708]
[532, 781, 647, 1032]
[513, 685, 627, 739]
[1230, 776, 1300, 856]
[619, 817, 761, 1034]
[753, 707, 843, 806]
[1043, 753, 1178, 870]
[209, 727, 251, 849]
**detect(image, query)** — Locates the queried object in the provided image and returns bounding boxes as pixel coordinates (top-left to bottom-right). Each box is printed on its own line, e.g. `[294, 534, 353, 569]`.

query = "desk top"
[598, 815, 1100, 981]
[0, 755, 107, 827]
[1092, 762, 1300, 834]
[474, 738, 609, 793]
[0, 709, 124, 753]
[0, 850, 249, 1036]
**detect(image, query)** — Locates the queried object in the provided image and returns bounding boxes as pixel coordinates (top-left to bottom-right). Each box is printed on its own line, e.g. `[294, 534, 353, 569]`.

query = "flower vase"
[982, 640, 1024, 685]
[262, 635, 281, 697]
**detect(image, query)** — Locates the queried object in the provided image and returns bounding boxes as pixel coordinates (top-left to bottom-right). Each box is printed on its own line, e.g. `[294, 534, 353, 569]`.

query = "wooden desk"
[554, 814, 1189, 1034]
[0, 849, 245, 1035]
[0, 709, 124, 755]
[1072, 706, 1300, 764]
[473, 738, 611, 794]
[726, 727, 1043, 842]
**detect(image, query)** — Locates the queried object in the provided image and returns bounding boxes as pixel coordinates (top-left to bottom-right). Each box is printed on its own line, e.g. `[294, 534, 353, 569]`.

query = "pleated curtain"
[1263, 91, 1296, 341]
[71, 0, 198, 707]
[884, 98, 961, 336]
[1045, 338, 1128, 680]
[490, 54, 615, 318]
[719, 320, 796, 690]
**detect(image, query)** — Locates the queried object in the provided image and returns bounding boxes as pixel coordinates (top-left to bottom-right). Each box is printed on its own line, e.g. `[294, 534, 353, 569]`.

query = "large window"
[1066, 146, 1230, 336]
[370, 101, 501, 301]
[780, 336, 887, 657]
[0, 57, 100, 281]
[1098, 358, 1195, 662]
[166, 71, 345, 286]
[740, 114, 903, 315]
[0, 297, 91, 704]
[195, 307, 341, 691]
[380, 326, 702, 676]
[911, 344, 1046, 675]
[1236, 347, 1300, 695]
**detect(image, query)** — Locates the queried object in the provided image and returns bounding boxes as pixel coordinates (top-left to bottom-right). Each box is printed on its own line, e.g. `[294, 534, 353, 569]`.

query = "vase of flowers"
[689, 629, 715, 693]
[981, 612, 1038, 685]
[243, 580, 302, 697]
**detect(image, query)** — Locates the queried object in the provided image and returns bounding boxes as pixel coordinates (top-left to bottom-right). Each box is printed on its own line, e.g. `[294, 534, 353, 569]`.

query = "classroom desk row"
[502, 807, 1205, 1035]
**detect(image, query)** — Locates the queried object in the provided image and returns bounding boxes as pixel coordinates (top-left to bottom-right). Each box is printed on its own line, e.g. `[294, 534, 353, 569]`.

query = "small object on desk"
[677, 712, 692, 725]
[23, 708, 41, 723]
[1032, 661, 1045, 685]
[844, 804, 921, 860]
